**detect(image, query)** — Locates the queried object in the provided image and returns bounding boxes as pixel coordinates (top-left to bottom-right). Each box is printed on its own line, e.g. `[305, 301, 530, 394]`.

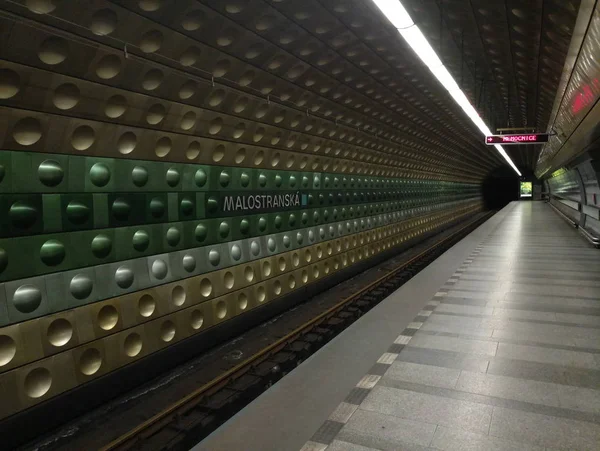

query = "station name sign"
[219, 191, 307, 215]
[485, 134, 549, 145]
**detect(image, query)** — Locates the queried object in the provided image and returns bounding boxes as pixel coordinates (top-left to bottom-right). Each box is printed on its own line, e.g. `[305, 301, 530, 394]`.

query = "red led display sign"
[484, 134, 549, 145]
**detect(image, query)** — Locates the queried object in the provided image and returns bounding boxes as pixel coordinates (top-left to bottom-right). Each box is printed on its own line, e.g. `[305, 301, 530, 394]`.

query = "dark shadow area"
[482, 167, 520, 209]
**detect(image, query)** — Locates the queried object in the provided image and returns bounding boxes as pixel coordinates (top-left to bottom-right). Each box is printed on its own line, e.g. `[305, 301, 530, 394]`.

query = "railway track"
[100, 211, 493, 451]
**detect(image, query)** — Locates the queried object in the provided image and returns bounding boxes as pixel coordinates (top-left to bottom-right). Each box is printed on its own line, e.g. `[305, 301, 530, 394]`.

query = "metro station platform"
[194, 201, 600, 451]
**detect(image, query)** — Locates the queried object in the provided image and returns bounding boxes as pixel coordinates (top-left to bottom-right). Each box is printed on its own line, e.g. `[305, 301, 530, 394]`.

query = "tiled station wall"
[546, 161, 600, 236]
[0, 0, 485, 421]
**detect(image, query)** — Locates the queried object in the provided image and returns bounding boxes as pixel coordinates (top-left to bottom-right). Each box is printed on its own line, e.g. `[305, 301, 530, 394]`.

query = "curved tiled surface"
[0, 0, 492, 422]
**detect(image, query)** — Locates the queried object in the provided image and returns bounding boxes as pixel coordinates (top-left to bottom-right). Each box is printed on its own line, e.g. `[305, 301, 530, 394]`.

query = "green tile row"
[0, 195, 480, 282]
[0, 151, 481, 194]
[0, 188, 479, 237]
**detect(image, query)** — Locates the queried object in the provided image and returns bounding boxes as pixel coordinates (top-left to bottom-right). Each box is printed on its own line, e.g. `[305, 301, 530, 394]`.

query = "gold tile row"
[0, 105, 476, 182]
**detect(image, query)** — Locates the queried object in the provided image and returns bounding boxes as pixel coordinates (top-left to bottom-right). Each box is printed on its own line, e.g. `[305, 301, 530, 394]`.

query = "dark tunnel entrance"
[482, 167, 520, 210]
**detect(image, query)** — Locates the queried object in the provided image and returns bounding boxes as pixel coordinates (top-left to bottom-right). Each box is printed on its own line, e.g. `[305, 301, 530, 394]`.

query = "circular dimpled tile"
[194, 223, 207, 243]
[172, 285, 186, 306]
[0, 335, 16, 366]
[258, 217, 267, 232]
[179, 80, 196, 99]
[139, 0, 162, 11]
[180, 197, 193, 216]
[13, 117, 42, 146]
[239, 219, 250, 235]
[96, 54, 121, 80]
[186, 141, 201, 159]
[140, 30, 163, 53]
[146, 103, 166, 125]
[40, 239, 65, 266]
[230, 244, 242, 261]
[89, 163, 111, 187]
[244, 266, 254, 282]
[190, 309, 204, 329]
[213, 60, 231, 78]
[114, 266, 134, 289]
[47, 318, 73, 347]
[160, 320, 176, 342]
[181, 111, 197, 130]
[149, 198, 165, 218]
[182, 254, 196, 272]
[209, 117, 223, 135]
[238, 292, 248, 310]
[262, 260, 271, 277]
[26, 0, 58, 14]
[91, 8, 117, 36]
[166, 168, 180, 186]
[224, 271, 234, 289]
[219, 170, 230, 187]
[98, 305, 119, 330]
[208, 249, 220, 266]
[53, 83, 79, 110]
[250, 240, 260, 256]
[166, 227, 181, 246]
[70, 273, 93, 300]
[215, 301, 227, 319]
[180, 46, 201, 66]
[106, 95, 127, 118]
[79, 347, 102, 375]
[138, 294, 155, 317]
[155, 136, 171, 158]
[233, 123, 246, 139]
[219, 221, 230, 239]
[274, 215, 283, 230]
[124, 332, 142, 357]
[24, 367, 52, 398]
[301, 270, 308, 283]
[194, 168, 207, 187]
[71, 125, 95, 150]
[182, 10, 203, 31]
[258, 173, 267, 187]
[91, 234, 112, 258]
[151, 259, 168, 280]
[38, 159, 64, 187]
[199, 278, 212, 297]
[132, 229, 150, 252]
[283, 235, 291, 248]
[142, 68, 163, 90]
[39, 37, 68, 65]
[131, 165, 148, 187]
[111, 197, 131, 221]
[257, 286, 266, 303]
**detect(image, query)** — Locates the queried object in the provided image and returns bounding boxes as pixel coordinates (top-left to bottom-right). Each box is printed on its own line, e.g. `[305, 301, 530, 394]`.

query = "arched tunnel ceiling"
[403, 0, 580, 174]
[0, 0, 523, 182]
[0, 0, 580, 178]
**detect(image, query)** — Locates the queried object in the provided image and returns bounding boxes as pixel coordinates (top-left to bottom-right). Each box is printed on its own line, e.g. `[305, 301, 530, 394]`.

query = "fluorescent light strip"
[372, 0, 522, 176]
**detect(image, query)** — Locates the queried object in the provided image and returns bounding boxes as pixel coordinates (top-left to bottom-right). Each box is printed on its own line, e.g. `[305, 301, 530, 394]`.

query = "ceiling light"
[371, 0, 521, 176]
[399, 27, 442, 69]
[371, 0, 414, 28]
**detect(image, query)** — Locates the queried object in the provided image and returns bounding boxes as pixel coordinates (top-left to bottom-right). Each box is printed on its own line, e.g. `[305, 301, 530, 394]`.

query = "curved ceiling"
[403, 0, 580, 173]
[0, 0, 580, 179]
